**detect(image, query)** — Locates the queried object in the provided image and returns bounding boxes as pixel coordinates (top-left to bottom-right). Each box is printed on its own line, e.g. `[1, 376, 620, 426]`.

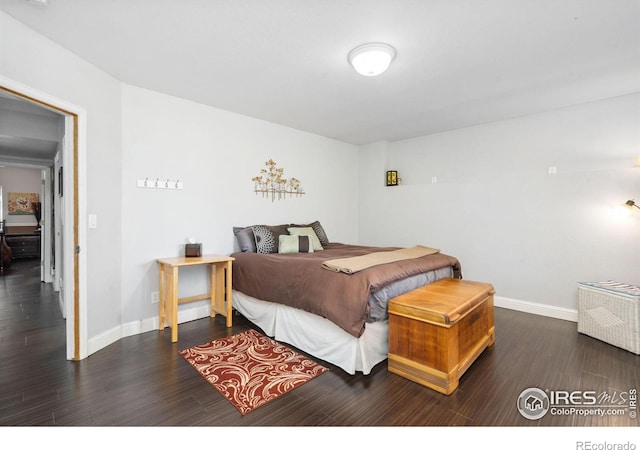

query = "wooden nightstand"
[157, 255, 235, 343]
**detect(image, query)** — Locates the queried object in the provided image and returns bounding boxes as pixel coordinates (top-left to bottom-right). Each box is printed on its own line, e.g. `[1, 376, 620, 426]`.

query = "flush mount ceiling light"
[348, 43, 396, 76]
[25, 0, 49, 6]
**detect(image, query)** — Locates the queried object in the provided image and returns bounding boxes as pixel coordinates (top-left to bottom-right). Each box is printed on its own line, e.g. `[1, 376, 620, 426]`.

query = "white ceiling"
[0, 89, 61, 165]
[1, 0, 639, 146]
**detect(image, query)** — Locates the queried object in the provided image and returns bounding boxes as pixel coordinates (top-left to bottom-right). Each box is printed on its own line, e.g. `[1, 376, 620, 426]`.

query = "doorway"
[0, 78, 85, 361]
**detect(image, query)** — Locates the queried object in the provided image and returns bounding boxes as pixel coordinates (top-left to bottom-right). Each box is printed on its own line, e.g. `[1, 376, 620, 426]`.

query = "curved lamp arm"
[626, 200, 640, 210]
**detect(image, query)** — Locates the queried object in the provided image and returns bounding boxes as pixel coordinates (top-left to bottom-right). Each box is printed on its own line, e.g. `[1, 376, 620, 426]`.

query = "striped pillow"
[287, 227, 323, 251]
[278, 235, 314, 254]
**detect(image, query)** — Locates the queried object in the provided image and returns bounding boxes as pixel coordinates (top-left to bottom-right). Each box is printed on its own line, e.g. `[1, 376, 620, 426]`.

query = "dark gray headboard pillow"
[233, 226, 256, 253]
[233, 221, 329, 253]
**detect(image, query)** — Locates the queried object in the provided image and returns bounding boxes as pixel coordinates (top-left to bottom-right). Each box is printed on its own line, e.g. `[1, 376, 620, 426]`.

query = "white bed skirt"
[232, 290, 389, 375]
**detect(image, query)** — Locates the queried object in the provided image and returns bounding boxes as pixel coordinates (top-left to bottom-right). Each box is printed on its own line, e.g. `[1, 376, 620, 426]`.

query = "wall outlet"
[151, 291, 159, 304]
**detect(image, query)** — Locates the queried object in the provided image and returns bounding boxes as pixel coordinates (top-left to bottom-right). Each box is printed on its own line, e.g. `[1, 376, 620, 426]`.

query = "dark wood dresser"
[5, 227, 41, 260]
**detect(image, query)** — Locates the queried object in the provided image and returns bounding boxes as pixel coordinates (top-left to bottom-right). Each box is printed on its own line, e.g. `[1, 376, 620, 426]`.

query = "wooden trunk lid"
[389, 278, 495, 325]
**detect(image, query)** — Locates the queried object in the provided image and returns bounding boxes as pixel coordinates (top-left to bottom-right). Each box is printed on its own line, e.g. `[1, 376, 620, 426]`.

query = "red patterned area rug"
[179, 329, 329, 415]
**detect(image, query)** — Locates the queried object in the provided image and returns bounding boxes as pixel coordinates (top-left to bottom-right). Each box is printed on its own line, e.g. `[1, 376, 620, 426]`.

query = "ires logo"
[517, 388, 550, 420]
[517, 388, 637, 420]
[549, 390, 597, 405]
[629, 388, 637, 419]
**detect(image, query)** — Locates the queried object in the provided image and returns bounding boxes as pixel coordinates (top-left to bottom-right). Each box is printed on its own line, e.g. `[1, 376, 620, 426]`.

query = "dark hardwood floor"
[0, 260, 638, 434]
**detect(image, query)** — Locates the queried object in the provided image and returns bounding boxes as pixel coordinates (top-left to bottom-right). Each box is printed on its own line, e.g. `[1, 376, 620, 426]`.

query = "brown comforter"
[231, 243, 461, 338]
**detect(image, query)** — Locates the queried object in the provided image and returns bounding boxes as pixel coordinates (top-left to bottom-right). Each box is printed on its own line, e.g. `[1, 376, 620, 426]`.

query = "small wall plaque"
[386, 170, 398, 186]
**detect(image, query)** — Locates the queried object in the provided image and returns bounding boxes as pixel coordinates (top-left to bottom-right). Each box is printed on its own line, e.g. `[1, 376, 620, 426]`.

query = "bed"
[231, 222, 462, 375]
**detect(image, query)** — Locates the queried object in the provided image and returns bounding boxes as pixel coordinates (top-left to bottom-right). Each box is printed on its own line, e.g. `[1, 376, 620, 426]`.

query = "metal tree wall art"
[252, 159, 305, 202]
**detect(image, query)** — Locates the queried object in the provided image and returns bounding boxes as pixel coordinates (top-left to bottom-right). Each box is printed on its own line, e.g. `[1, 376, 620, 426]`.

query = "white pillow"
[287, 227, 323, 251]
[278, 234, 314, 253]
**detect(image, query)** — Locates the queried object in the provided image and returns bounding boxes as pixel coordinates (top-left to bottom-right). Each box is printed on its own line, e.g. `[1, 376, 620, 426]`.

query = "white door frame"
[0, 76, 88, 360]
[40, 167, 53, 284]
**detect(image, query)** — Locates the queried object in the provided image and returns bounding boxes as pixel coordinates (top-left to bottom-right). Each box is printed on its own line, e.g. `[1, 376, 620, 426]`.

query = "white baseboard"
[494, 295, 577, 322]
[57, 292, 66, 319]
[87, 303, 211, 356]
[87, 296, 577, 357]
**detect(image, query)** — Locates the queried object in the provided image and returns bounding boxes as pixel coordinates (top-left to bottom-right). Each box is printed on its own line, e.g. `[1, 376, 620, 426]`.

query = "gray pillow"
[233, 226, 256, 253]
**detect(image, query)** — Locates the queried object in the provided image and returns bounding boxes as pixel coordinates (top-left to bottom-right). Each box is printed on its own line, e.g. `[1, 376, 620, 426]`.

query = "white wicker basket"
[577, 281, 640, 355]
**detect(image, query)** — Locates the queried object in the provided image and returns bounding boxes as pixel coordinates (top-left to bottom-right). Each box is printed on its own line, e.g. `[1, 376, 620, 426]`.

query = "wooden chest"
[388, 278, 495, 395]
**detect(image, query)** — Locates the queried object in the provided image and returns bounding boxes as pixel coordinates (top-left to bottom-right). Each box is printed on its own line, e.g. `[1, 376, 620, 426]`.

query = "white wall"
[1, 10, 359, 355]
[359, 94, 640, 317]
[1, 11, 123, 343]
[120, 85, 359, 328]
[3, 8, 639, 355]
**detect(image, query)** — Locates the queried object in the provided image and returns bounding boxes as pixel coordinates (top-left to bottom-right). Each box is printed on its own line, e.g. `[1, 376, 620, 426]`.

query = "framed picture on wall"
[386, 170, 398, 186]
[7, 192, 39, 215]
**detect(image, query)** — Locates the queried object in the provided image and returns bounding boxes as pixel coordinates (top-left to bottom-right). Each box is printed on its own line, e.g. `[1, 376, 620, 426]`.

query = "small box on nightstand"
[185, 243, 201, 257]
